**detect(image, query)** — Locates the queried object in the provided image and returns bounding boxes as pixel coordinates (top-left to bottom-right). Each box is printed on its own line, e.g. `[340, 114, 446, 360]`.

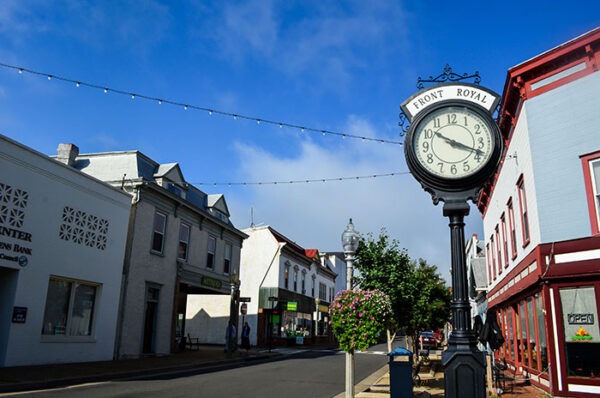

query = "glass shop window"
[560, 286, 600, 378]
[42, 277, 98, 337]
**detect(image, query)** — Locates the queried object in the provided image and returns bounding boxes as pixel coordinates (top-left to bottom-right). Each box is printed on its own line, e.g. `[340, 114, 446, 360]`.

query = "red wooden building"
[478, 28, 600, 397]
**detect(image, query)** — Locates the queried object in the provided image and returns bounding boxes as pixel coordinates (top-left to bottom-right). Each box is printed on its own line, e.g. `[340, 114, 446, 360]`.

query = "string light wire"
[192, 171, 410, 186]
[0, 61, 403, 145]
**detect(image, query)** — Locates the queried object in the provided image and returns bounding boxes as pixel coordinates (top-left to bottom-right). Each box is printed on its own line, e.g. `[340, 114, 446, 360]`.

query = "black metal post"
[442, 200, 486, 398]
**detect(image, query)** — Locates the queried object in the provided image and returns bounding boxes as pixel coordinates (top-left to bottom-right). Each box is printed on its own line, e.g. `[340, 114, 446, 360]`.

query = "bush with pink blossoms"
[329, 289, 393, 353]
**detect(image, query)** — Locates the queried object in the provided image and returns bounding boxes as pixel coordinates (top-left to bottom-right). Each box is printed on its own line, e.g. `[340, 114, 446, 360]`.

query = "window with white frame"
[293, 267, 298, 292]
[151, 211, 167, 253]
[517, 175, 530, 246]
[501, 213, 509, 269]
[508, 198, 517, 259]
[42, 277, 98, 337]
[311, 274, 316, 297]
[490, 234, 496, 280]
[301, 270, 306, 294]
[581, 153, 600, 235]
[319, 282, 327, 301]
[495, 225, 502, 276]
[284, 264, 290, 289]
[590, 159, 600, 230]
[223, 243, 232, 274]
[178, 223, 190, 260]
[206, 235, 216, 269]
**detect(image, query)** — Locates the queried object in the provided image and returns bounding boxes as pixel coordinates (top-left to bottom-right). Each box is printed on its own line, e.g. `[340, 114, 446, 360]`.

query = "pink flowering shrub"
[329, 289, 393, 353]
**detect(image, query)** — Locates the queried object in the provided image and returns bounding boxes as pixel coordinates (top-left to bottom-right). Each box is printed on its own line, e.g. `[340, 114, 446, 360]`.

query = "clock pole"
[442, 200, 486, 398]
[401, 78, 503, 398]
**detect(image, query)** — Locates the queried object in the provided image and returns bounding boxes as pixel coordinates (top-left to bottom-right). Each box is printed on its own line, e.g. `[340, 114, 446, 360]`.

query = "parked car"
[419, 331, 439, 349]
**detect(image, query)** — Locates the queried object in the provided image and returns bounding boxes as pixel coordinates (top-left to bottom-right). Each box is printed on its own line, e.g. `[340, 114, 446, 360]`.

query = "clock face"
[412, 106, 495, 180]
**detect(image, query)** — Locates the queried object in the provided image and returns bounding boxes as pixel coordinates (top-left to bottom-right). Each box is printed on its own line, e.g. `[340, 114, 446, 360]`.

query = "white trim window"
[591, 158, 600, 229]
[178, 223, 190, 260]
[42, 277, 98, 337]
[223, 243, 232, 274]
[206, 235, 216, 269]
[151, 211, 167, 253]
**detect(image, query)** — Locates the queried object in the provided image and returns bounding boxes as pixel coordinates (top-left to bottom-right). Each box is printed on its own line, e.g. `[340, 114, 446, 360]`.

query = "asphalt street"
[1, 345, 396, 398]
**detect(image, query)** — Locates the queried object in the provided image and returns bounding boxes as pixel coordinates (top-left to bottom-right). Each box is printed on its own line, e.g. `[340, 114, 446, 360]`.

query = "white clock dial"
[412, 106, 494, 179]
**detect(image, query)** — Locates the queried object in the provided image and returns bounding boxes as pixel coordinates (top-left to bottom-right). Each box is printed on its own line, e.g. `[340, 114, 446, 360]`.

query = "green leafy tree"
[329, 289, 393, 354]
[354, 230, 451, 353]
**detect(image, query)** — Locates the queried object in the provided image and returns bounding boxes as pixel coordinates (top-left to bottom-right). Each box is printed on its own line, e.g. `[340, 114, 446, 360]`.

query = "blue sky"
[1, 1, 598, 281]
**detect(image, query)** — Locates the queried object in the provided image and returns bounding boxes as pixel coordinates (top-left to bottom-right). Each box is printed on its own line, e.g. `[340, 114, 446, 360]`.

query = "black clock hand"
[434, 131, 484, 156]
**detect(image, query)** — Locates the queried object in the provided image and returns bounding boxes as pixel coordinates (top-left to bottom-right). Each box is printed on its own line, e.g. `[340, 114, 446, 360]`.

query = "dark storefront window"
[535, 293, 548, 371]
[527, 297, 537, 370]
[560, 286, 600, 378]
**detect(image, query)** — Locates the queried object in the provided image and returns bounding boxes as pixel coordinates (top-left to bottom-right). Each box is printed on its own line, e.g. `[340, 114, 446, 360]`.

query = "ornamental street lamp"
[342, 218, 359, 398]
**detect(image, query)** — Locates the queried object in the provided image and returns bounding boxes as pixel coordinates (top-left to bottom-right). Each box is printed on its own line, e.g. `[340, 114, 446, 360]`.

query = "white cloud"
[228, 115, 484, 283]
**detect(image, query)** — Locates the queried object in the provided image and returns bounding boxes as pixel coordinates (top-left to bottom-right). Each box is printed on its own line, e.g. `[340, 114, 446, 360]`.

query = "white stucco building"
[63, 145, 246, 358]
[0, 135, 130, 366]
[234, 225, 337, 347]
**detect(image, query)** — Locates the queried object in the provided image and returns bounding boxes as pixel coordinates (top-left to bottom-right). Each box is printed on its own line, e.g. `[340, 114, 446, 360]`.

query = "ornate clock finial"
[417, 64, 481, 89]
[399, 65, 482, 136]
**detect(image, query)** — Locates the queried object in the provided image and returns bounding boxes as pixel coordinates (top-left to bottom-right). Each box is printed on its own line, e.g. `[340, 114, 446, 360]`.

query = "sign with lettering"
[12, 306, 27, 323]
[400, 83, 501, 121]
[568, 313, 594, 325]
[287, 302, 297, 311]
[0, 183, 33, 268]
[200, 276, 222, 290]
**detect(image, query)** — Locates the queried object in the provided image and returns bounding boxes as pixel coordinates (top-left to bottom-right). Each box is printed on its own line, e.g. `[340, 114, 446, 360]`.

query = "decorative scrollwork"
[398, 110, 410, 136]
[416, 64, 481, 89]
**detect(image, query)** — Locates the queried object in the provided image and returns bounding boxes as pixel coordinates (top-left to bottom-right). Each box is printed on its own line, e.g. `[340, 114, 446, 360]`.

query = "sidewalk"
[0, 346, 280, 394]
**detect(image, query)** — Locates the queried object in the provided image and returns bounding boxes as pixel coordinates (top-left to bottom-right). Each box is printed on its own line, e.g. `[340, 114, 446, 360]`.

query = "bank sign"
[0, 182, 33, 268]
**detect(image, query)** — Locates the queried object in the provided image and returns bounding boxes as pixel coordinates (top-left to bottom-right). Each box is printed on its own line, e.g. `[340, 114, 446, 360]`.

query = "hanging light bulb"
[184, 105, 188, 110]
[279, 123, 283, 128]
[208, 110, 213, 115]
[76, 82, 81, 87]
[104, 88, 108, 93]
[233, 115, 238, 120]
[158, 99, 163, 105]
[131, 94, 135, 99]
[18, 69, 23, 74]
[256, 119, 261, 124]
[47, 75, 52, 80]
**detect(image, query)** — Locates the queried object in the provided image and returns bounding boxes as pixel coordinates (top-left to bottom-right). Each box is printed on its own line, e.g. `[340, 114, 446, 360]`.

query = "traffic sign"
[240, 297, 251, 303]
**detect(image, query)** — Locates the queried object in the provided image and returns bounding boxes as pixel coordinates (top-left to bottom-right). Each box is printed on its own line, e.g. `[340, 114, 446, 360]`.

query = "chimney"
[56, 143, 79, 167]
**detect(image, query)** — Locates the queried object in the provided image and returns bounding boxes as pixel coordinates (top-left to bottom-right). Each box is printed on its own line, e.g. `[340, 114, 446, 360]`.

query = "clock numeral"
[447, 114, 457, 124]
[424, 128, 434, 139]
[478, 137, 485, 149]
[450, 164, 457, 175]
[433, 118, 441, 128]
[474, 124, 481, 134]
[474, 153, 482, 163]
[427, 153, 434, 164]
[422, 142, 430, 152]
[437, 162, 444, 173]
[463, 116, 468, 126]
[463, 162, 471, 172]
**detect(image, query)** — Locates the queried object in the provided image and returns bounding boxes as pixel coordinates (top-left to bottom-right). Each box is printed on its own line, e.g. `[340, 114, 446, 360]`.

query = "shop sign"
[201, 276, 222, 290]
[12, 306, 27, 323]
[568, 313, 594, 325]
[287, 302, 297, 311]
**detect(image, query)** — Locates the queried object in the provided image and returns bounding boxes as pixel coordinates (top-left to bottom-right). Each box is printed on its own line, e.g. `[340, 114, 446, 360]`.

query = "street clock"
[401, 83, 503, 204]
